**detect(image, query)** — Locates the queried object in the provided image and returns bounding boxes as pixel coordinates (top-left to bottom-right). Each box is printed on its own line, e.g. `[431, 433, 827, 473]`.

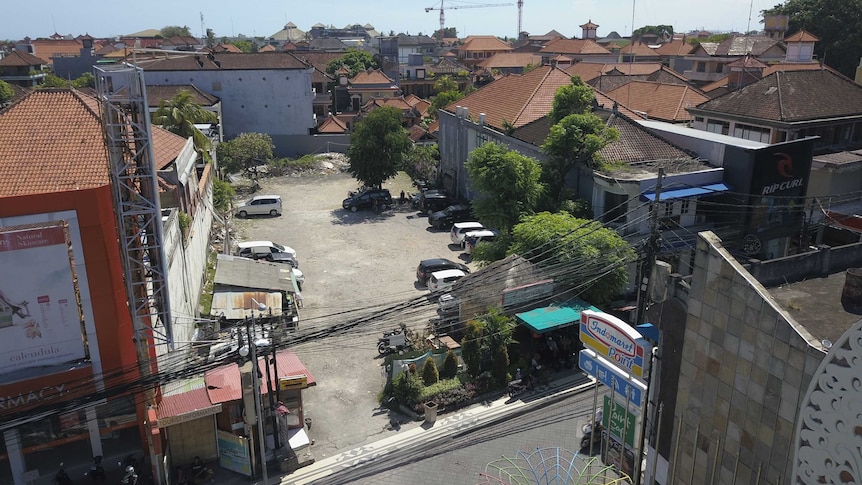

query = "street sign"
[603, 395, 638, 448]
[579, 349, 647, 407]
[580, 310, 652, 380]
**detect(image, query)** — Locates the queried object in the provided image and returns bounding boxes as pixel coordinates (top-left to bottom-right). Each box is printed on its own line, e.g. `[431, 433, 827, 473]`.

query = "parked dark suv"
[419, 191, 452, 214]
[342, 188, 392, 212]
[416, 258, 470, 286]
[428, 204, 474, 229]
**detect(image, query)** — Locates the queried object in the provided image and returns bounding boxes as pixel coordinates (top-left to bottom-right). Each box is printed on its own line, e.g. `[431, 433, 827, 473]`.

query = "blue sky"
[6, 0, 781, 41]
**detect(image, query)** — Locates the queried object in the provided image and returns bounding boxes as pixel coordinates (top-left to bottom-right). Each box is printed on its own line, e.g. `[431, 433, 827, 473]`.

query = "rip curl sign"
[579, 310, 651, 381]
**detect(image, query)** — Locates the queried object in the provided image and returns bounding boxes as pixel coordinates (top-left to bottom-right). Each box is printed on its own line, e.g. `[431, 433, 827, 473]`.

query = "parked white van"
[235, 195, 282, 217]
[450, 222, 485, 247]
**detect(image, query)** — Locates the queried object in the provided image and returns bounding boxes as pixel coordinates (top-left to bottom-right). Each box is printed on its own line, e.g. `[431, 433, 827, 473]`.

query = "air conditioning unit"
[695, 214, 707, 224]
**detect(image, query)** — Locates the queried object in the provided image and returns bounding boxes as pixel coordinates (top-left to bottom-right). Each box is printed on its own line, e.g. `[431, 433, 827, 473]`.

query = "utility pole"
[635, 168, 663, 325]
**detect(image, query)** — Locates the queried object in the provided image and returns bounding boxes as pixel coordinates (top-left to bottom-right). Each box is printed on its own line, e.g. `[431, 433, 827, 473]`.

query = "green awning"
[516, 298, 599, 334]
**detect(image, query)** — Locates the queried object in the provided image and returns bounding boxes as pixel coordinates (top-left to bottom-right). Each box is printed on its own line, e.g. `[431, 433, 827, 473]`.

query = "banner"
[217, 430, 251, 476]
[0, 223, 86, 375]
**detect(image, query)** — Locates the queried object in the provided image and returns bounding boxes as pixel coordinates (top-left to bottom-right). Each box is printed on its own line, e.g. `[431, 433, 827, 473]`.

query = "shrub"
[441, 350, 459, 379]
[461, 320, 483, 377]
[392, 372, 423, 406]
[421, 357, 440, 386]
[418, 378, 462, 402]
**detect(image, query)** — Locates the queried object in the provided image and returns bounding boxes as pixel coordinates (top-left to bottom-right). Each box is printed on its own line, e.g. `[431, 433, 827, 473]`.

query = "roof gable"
[691, 69, 862, 123]
[605, 81, 709, 122]
[784, 30, 819, 43]
[349, 69, 395, 86]
[0, 50, 48, 67]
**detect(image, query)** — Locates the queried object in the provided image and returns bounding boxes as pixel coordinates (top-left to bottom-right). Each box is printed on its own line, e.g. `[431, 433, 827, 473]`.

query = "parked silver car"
[235, 195, 282, 217]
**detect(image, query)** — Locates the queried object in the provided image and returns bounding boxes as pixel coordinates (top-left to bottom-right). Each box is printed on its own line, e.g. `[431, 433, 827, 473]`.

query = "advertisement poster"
[0, 223, 85, 376]
[217, 430, 251, 476]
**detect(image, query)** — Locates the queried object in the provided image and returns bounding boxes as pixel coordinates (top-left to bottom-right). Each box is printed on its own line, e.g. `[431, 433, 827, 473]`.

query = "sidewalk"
[280, 371, 594, 485]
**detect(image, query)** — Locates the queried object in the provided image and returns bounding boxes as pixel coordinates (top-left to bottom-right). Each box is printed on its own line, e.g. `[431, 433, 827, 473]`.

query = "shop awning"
[641, 183, 730, 201]
[156, 387, 222, 428]
[516, 298, 599, 334]
[205, 350, 317, 404]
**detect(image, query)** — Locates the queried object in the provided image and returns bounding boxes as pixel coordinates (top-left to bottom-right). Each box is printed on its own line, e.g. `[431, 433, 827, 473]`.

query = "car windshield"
[273, 242, 286, 251]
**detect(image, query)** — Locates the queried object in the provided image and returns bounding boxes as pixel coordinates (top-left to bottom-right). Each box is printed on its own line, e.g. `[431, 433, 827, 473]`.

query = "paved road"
[307, 386, 613, 485]
[232, 171, 474, 461]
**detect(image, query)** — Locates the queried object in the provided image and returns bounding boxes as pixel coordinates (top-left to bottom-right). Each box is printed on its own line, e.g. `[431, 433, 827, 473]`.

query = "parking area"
[231, 170, 474, 460]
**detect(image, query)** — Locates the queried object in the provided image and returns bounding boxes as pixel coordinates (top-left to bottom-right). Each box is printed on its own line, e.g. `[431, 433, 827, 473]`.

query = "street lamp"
[240, 316, 269, 484]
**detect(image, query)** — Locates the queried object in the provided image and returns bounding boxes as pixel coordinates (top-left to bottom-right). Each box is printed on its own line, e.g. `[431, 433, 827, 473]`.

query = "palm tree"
[153, 90, 218, 162]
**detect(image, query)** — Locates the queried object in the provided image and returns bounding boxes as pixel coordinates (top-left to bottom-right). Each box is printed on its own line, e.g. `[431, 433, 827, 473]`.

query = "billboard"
[0, 223, 86, 376]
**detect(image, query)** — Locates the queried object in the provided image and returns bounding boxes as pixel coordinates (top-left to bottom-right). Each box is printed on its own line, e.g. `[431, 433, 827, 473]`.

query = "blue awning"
[642, 183, 730, 201]
[516, 298, 599, 334]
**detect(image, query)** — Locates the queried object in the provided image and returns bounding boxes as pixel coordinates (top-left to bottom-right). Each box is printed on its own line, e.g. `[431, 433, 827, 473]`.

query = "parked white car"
[464, 230, 498, 255]
[236, 240, 299, 267]
[450, 222, 485, 247]
[428, 269, 467, 291]
[235, 195, 282, 217]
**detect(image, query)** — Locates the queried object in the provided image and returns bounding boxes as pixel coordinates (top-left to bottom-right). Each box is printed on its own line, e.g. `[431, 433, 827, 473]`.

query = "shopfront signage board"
[580, 310, 652, 380]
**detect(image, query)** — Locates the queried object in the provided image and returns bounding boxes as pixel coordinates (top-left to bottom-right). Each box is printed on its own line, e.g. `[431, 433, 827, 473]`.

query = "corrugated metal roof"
[205, 350, 317, 404]
[213, 254, 297, 293]
[157, 387, 214, 420]
[211, 290, 284, 320]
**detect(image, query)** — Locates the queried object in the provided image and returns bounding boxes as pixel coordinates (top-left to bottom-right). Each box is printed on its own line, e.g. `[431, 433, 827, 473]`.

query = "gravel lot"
[231, 167, 473, 460]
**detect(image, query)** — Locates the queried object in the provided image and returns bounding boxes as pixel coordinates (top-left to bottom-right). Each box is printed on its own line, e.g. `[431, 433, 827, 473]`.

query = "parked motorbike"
[119, 455, 139, 485]
[579, 421, 604, 455]
[54, 464, 73, 485]
[377, 324, 413, 355]
[88, 456, 106, 482]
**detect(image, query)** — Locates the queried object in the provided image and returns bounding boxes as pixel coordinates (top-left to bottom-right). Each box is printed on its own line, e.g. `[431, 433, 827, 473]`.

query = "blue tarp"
[641, 183, 730, 201]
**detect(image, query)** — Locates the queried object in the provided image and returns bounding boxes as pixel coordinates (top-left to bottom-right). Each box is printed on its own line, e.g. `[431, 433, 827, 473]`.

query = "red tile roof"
[605, 81, 708, 122]
[618, 42, 659, 56]
[653, 39, 695, 56]
[0, 49, 48, 67]
[29, 39, 83, 62]
[459, 36, 513, 52]
[443, 65, 574, 130]
[349, 69, 395, 86]
[478, 52, 543, 69]
[317, 116, 348, 134]
[0, 89, 109, 197]
[784, 30, 819, 43]
[152, 127, 190, 170]
[541, 38, 611, 55]
[146, 84, 220, 108]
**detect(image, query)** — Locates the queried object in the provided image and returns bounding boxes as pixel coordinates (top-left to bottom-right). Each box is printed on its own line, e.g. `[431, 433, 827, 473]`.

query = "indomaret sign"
[580, 310, 652, 381]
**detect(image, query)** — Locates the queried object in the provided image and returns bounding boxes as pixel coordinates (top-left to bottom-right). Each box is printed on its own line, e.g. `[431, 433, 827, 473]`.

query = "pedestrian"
[400, 190, 406, 204]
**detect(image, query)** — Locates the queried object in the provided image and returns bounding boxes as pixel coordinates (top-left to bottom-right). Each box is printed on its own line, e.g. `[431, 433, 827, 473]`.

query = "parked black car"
[416, 258, 470, 286]
[419, 191, 452, 214]
[342, 188, 392, 212]
[428, 204, 474, 229]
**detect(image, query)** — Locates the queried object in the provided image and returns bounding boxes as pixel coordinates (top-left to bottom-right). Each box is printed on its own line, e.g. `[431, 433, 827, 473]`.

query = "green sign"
[603, 395, 638, 448]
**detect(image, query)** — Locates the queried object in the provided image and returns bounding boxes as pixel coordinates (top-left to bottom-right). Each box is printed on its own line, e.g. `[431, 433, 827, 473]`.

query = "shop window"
[733, 123, 771, 143]
[706, 120, 729, 135]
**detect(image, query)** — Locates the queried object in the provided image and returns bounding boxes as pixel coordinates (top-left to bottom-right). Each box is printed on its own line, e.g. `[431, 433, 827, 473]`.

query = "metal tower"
[94, 64, 174, 350]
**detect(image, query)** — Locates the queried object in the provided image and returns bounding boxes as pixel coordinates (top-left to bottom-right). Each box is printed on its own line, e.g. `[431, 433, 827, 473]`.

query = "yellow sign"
[279, 374, 308, 391]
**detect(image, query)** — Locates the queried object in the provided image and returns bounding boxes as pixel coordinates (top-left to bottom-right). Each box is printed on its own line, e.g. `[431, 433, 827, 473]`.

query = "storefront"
[156, 383, 222, 469]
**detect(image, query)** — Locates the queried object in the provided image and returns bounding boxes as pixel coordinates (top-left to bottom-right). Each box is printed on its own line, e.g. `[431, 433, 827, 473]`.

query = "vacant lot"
[232, 170, 473, 460]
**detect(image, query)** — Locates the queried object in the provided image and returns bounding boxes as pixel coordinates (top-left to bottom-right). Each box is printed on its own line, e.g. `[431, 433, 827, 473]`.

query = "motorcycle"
[54, 464, 73, 485]
[579, 421, 604, 455]
[377, 324, 413, 355]
[88, 456, 106, 482]
[119, 455, 139, 485]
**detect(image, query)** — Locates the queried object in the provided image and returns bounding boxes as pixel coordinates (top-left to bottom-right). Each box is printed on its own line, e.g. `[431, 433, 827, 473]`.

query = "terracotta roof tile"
[146, 84, 219, 108]
[0, 89, 109, 197]
[784, 30, 819, 43]
[605, 81, 709, 122]
[317, 116, 348, 133]
[258, 45, 276, 52]
[690, 69, 862, 122]
[478, 52, 543, 69]
[618, 43, 659, 56]
[444, 66, 573, 130]
[349, 69, 395, 86]
[0, 50, 48, 67]
[29, 39, 83, 62]
[151, 126, 189, 170]
[653, 39, 695, 56]
[459, 36, 513, 52]
[541, 38, 611, 55]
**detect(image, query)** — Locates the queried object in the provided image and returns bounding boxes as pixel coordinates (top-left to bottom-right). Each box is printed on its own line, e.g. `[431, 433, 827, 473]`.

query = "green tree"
[347, 106, 412, 188]
[508, 212, 636, 305]
[440, 350, 459, 379]
[153, 90, 218, 162]
[548, 76, 594, 124]
[428, 90, 464, 118]
[39, 74, 70, 88]
[233, 40, 254, 52]
[401, 144, 439, 182]
[421, 357, 440, 386]
[461, 320, 484, 377]
[212, 178, 236, 213]
[479, 308, 515, 387]
[216, 132, 274, 174]
[205, 28, 216, 48]
[161, 25, 192, 38]
[632, 25, 674, 38]
[325, 48, 380, 77]
[0, 80, 13, 104]
[763, 0, 862, 78]
[541, 113, 618, 205]
[71, 72, 95, 88]
[433, 75, 458, 93]
[465, 143, 543, 233]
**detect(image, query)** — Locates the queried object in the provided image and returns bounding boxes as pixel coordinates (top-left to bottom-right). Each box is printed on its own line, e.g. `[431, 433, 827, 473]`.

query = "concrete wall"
[668, 231, 825, 485]
[746, 241, 862, 287]
[271, 134, 351, 157]
[144, 67, 315, 152]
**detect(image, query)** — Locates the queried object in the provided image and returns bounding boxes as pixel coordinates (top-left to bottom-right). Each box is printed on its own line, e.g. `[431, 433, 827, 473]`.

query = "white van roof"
[465, 229, 497, 238]
[452, 222, 484, 231]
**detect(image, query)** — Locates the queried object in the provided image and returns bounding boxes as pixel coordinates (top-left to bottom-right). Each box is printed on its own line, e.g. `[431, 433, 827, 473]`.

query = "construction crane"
[425, 1, 513, 40]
